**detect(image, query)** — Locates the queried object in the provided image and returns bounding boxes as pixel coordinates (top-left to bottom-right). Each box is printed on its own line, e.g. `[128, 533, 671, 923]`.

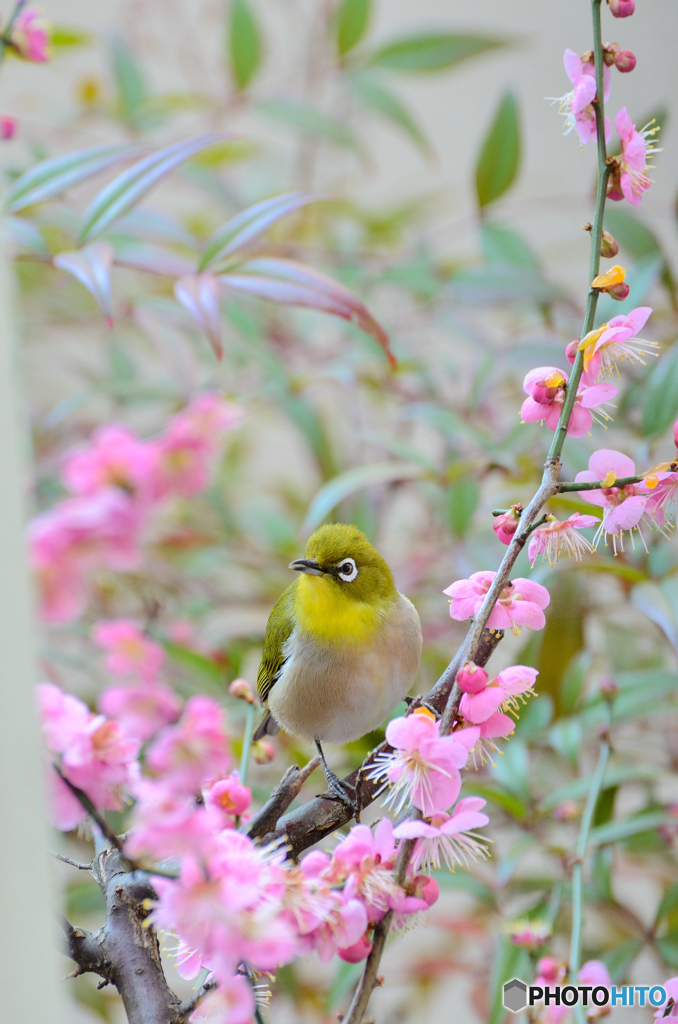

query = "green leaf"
[492, 740, 530, 801]
[50, 26, 91, 48]
[489, 935, 530, 1024]
[109, 35, 147, 127]
[589, 811, 671, 848]
[5, 144, 144, 213]
[481, 223, 538, 269]
[256, 98, 362, 153]
[655, 883, 678, 928]
[602, 939, 644, 980]
[303, 462, 428, 532]
[349, 73, 431, 155]
[447, 476, 478, 537]
[604, 207, 677, 307]
[200, 192, 323, 270]
[643, 341, 678, 437]
[337, 0, 371, 56]
[656, 934, 678, 969]
[368, 33, 507, 73]
[78, 135, 226, 242]
[464, 782, 527, 821]
[475, 90, 521, 208]
[228, 0, 261, 91]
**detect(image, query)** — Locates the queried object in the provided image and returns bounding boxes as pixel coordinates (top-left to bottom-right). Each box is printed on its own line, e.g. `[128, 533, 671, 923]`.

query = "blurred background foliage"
[9, 0, 678, 1021]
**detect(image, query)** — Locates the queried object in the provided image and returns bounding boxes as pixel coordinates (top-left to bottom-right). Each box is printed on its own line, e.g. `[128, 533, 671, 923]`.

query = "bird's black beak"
[289, 558, 324, 576]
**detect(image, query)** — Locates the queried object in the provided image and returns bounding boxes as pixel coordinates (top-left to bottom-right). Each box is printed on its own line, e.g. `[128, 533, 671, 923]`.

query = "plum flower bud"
[606, 163, 625, 202]
[531, 370, 566, 405]
[493, 504, 523, 545]
[252, 739, 276, 764]
[565, 339, 579, 365]
[591, 265, 627, 299]
[457, 662, 489, 695]
[0, 115, 15, 140]
[600, 229, 619, 258]
[553, 800, 579, 821]
[614, 49, 636, 72]
[673, 419, 678, 448]
[229, 677, 255, 703]
[608, 0, 635, 17]
[599, 675, 619, 700]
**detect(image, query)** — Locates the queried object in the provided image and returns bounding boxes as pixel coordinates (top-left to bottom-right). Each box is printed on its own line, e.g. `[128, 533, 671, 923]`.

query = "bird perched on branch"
[254, 523, 422, 810]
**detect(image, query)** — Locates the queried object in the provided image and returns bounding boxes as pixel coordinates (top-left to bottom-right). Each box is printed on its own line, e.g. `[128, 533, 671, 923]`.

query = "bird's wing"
[257, 581, 296, 705]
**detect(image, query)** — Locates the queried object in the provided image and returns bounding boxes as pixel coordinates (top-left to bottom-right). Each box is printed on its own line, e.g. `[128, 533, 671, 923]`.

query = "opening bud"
[614, 48, 636, 72]
[229, 677, 255, 703]
[599, 675, 619, 700]
[601, 42, 620, 66]
[673, 418, 678, 449]
[600, 229, 619, 259]
[606, 163, 624, 202]
[531, 370, 566, 405]
[0, 115, 15, 140]
[565, 340, 579, 365]
[591, 264, 626, 292]
[608, 282, 630, 301]
[608, 0, 635, 17]
[457, 661, 489, 694]
[493, 503, 523, 545]
[252, 739, 276, 764]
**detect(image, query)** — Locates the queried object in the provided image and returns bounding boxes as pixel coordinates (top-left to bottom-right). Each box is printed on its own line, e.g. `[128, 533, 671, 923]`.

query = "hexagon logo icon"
[503, 978, 528, 1012]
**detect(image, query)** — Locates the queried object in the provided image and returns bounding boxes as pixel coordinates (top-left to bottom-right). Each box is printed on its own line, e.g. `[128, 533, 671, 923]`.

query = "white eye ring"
[336, 557, 358, 582]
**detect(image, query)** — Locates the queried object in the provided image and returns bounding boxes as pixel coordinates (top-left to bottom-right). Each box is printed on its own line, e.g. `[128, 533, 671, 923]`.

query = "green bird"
[254, 523, 422, 808]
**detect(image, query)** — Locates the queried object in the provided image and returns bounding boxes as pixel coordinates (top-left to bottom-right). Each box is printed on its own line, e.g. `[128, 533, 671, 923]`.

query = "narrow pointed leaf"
[219, 256, 395, 366]
[174, 273, 223, 359]
[256, 98, 362, 153]
[110, 35, 147, 126]
[5, 144, 144, 213]
[349, 73, 431, 155]
[113, 242, 195, 278]
[200, 192, 325, 270]
[475, 90, 521, 208]
[337, 0, 371, 57]
[54, 243, 115, 324]
[78, 134, 228, 243]
[368, 33, 507, 72]
[228, 0, 262, 90]
[303, 462, 427, 532]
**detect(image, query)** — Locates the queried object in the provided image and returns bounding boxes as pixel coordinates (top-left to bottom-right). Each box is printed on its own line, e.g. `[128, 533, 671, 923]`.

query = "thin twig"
[50, 850, 92, 870]
[179, 980, 217, 1015]
[558, 473, 645, 493]
[247, 755, 321, 840]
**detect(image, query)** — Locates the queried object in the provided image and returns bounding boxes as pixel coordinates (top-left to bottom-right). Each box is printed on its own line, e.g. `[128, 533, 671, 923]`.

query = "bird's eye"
[336, 557, 358, 582]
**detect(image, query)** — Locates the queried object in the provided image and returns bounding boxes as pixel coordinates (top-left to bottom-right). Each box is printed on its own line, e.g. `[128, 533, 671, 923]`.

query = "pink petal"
[479, 712, 515, 739]
[521, 397, 550, 423]
[575, 472, 610, 507]
[451, 726, 480, 752]
[486, 603, 514, 630]
[449, 597, 481, 621]
[512, 579, 551, 608]
[604, 116, 612, 145]
[588, 448, 636, 479]
[460, 687, 504, 724]
[623, 306, 652, 335]
[563, 48, 583, 83]
[496, 665, 538, 694]
[570, 514, 599, 528]
[621, 171, 642, 206]
[544, 403, 563, 431]
[579, 383, 618, 408]
[453, 796, 487, 815]
[566, 403, 593, 437]
[507, 601, 546, 630]
[522, 366, 566, 395]
[440, 809, 489, 833]
[602, 64, 612, 102]
[414, 768, 461, 816]
[392, 819, 438, 840]
[373, 817, 395, 861]
[604, 494, 646, 533]
[572, 76, 596, 115]
[615, 106, 634, 142]
[527, 534, 543, 562]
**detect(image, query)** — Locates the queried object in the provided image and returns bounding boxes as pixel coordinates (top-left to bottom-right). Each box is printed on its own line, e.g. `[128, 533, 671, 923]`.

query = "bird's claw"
[323, 770, 358, 816]
[404, 694, 439, 718]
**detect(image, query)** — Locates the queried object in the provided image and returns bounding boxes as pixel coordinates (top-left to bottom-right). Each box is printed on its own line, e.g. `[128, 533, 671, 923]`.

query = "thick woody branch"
[64, 831, 188, 1024]
[256, 628, 504, 857]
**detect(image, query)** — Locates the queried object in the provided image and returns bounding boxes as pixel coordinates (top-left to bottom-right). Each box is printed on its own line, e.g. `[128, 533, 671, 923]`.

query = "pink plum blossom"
[93, 619, 166, 682]
[578, 306, 658, 379]
[146, 696, 231, 793]
[37, 683, 139, 820]
[366, 708, 478, 815]
[98, 682, 182, 742]
[11, 7, 50, 62]
[393, 796, 489, 873]
[576, 449, 664, 553]
[613, 107, 660, 205]
[644, 471, 678, 528]
[493, 504, 522, 545]
[204, 774, 252, 826]
[457, 662, 488, 694]
[460, 665, 538, 725]
[188, 976, 254, 1024]
[579, 961, 611, 1019]
[62, 424, 156, 497]
[527, 513, 598, 567]
[552, 49, 611, 145]
[149, 394, 241, 499]
[654, 978, 678, 1019]
[521, 366, 617, 437]
[125, 779, 222, 861]
[328, 819, 402, 921]
[445, 570, 550, 634]
[297, 882, 369, 964]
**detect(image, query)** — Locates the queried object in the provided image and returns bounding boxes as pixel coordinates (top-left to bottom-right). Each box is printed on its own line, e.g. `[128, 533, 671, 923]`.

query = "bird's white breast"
[266, 593, 422, 744]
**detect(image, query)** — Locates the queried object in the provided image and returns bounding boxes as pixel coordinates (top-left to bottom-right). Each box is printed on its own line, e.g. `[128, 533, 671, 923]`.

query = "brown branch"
[247, 755, 321, 840]
[259, 628, 504, 858]
[51, 850, 92, 870]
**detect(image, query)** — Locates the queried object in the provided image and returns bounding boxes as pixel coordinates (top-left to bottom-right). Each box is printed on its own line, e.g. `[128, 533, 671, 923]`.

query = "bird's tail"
[253, 710, 280, 742]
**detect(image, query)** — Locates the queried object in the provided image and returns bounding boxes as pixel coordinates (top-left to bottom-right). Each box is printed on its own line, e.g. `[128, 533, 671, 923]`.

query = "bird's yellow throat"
[293, 572, 385, 644]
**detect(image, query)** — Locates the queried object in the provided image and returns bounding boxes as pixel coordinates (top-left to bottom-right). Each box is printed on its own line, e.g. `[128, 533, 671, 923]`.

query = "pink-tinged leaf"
[113, 242, 195, 278]
[174, 273, 223, 359]
[220, 257, 395, 367]
[53, 243, 115, 325]
[199, 192, 327, 270]
[78, 135, 231, 244]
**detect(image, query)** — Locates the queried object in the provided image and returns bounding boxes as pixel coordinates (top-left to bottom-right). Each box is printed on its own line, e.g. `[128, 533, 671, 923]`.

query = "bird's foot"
[322, 769, 358, 816]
